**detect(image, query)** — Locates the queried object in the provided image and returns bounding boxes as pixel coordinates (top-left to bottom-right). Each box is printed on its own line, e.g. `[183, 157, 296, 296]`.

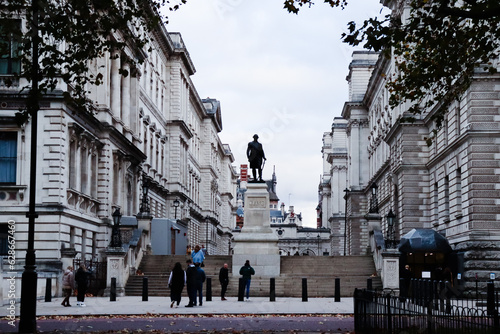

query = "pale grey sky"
[166, 0, 386, 226]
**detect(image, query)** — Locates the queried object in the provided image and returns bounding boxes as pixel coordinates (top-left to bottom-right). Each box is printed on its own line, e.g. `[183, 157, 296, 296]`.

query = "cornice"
[169, 119, 193, 139]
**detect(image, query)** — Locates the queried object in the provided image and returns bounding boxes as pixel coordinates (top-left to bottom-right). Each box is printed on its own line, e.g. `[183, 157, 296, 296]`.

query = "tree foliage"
[285, 0, 500, 134]
[283, 0, 347, 13]
[0, 0, 186, 124]
[342, 0, 500, 130]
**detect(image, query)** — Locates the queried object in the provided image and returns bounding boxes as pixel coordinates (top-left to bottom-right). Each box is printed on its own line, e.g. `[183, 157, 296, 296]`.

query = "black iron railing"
[354, 279, 499, 334]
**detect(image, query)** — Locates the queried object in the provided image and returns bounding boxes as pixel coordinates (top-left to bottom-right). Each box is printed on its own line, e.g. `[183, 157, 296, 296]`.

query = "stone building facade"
[0, 19, 237, 303]
[320, 2, 500, 290]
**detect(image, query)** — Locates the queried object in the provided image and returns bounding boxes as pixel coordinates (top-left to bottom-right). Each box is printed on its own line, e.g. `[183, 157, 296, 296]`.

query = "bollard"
[302, 278, 308, 302]
[110, 277, 116, 301]
[334, 278, 341, 302]
[270, 278, 276, 302]
[238, 277, 244, 301]
[399, 278, 407, 301]
[206, 277, 212, 301]
[45, 278, 52, 302]
[367, 277, 373, 290]
[487, 281, 495, 316]
[142, 276, 148, 301]
[439, 280, 445, 312]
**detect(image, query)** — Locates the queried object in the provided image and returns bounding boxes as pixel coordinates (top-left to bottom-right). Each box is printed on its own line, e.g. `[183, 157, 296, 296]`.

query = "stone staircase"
[125, 254, 381, 298]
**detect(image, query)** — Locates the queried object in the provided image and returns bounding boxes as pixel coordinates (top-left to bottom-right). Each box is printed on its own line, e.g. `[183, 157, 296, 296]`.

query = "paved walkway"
[1, 296, 354, 317]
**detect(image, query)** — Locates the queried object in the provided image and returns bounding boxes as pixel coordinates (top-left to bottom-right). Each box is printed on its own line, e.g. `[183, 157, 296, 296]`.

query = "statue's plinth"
[232, 183, 280, 276]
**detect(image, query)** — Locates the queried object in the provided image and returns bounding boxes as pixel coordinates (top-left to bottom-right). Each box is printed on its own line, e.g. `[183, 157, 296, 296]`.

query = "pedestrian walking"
[75, 264, 92, 307]
[61, 266, 75, 307]
[195, 262, 206, 306]
[219, 263, 229, 300]
[185, 259, 197, 307]
[168, 262, 186, 308]
[239, 260, 255, 300]
[191, 245, 205, 265]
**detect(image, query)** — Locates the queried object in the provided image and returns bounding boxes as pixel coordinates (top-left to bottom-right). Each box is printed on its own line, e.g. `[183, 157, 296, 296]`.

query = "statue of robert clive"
[246, 134, 266, 182]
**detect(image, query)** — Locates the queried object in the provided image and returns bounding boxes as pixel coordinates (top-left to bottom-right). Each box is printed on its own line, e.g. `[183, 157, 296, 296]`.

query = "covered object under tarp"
[398, 228, 452, 253]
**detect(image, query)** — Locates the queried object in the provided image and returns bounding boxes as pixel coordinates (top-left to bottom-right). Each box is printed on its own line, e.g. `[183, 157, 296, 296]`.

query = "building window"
[456, 168, 463, 217]
[444, 175, 450, 222]
[0, 20, 21, 75]
[0, 224, 8, 255]
[0, 132, 17, 184]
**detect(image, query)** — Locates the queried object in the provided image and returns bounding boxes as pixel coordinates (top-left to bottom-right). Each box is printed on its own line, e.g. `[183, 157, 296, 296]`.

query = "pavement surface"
[1, 296, 355, 333]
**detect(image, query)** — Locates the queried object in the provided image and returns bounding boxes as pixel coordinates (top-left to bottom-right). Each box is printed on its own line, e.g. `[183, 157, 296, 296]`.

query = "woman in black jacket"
[75, 264, 91, 307]
[168, 262, 185, 308]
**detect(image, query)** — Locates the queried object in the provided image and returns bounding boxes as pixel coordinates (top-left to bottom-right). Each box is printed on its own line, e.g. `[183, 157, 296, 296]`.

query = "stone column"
[382, 249, 400, 290]
[110, 51, 122, 131]
[232, 183, 280, 276]
[103, 248, 127, 297]
[121, 62, 131, 139]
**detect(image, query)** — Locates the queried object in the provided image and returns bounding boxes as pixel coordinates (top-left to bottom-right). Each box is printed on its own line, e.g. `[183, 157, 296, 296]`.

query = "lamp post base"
[18, 265, 37, 333]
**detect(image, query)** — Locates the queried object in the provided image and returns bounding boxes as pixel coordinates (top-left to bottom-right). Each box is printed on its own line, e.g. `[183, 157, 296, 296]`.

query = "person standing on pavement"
[61, 266, 75, 307]
[239, 260, 255, 300]
[195, 262, 206, 306]
[75, 264, 91, 307]
[191, 245, 205, 266]
[219, 263, 229, 301]
[201, 244, 207, 256]
[185, 259, 197, 307]
[168, 262, 186, 308]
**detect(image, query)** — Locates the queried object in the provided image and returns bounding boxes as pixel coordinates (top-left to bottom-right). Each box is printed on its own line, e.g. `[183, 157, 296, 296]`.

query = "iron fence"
[73, 258, 107, 296]
[354, 279, 499, 334]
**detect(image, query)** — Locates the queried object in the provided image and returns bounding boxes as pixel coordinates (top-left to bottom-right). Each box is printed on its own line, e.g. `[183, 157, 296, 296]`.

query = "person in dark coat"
[239, 260, 255, 300]
[195, 262, 206, 306]
[168, 262, 185, 308]
[219, 263, 229, 300]
[247, 134, 266, 182]
[75, 264, 92, 307]
[185, 259, 197, 307]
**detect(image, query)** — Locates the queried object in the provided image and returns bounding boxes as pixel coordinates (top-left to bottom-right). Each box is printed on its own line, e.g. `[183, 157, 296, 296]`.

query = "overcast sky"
[166, 0, 386, 227]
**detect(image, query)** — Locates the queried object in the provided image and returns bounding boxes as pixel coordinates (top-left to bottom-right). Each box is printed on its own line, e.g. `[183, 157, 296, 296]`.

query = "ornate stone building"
[320, 2, 500, 290]
[0, 19, 237, 303]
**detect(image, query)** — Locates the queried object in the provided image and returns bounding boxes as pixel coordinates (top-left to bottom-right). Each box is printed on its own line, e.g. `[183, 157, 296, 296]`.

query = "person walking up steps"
[191, 245, 205, 266]
[239, 260, 255, 301]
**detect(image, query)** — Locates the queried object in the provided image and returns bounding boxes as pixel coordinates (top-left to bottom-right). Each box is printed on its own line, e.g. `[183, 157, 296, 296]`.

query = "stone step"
[125, 254, 382, 297]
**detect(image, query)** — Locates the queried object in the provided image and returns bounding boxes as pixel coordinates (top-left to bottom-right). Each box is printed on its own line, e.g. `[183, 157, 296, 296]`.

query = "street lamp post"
[173, 197, 180, 219]
[386, 209, 396, 249]
[139, 173, 149, 214]
[343, 188, 349, 256]
[110, 208, 122, 248]
[205, 216, 210, 255]
[317, 233, 321, 256]
[19, 1, 40, 331]
[369, 183, 379, 213]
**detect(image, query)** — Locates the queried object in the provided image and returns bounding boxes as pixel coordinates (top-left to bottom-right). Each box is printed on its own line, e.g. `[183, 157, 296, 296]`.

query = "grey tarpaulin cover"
[398, 228, 452, 253]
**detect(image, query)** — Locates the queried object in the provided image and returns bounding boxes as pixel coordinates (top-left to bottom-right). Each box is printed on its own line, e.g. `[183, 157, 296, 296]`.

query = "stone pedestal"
[103, 247, 127, 297]
[382, 249, 400, 290]
[232, 183, 280, 276]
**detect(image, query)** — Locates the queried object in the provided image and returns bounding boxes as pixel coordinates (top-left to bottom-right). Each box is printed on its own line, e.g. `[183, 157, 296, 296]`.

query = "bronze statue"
[247, 134, 266, 182]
